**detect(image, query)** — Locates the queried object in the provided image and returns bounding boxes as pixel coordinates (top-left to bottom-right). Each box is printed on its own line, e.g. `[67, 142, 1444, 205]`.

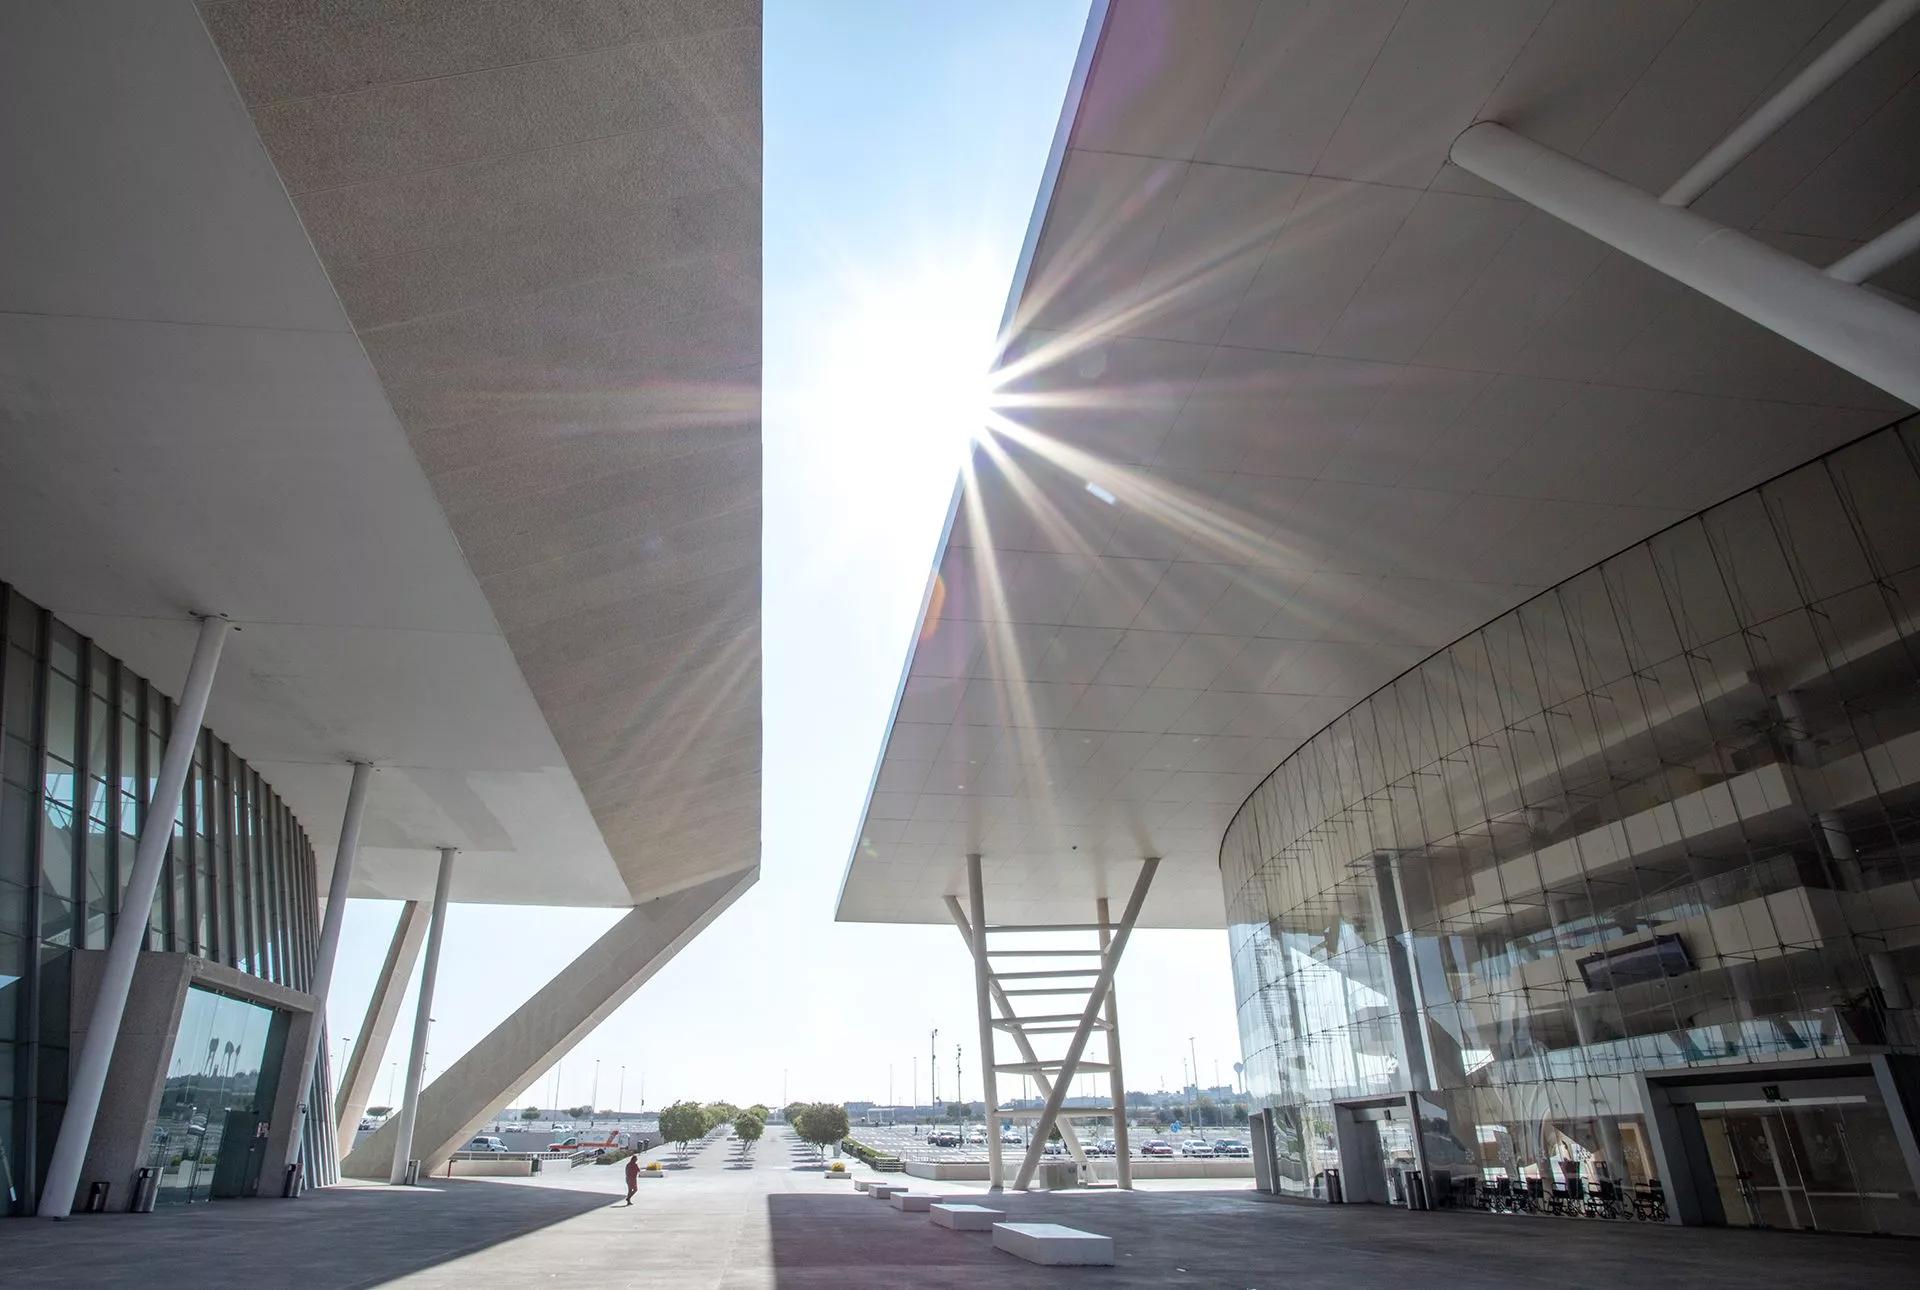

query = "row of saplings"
[616, 1101, 852, 1174]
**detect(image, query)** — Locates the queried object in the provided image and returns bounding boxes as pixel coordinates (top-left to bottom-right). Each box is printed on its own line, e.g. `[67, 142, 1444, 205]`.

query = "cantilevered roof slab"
[839, 0, 1914, 929]
[198, 0, 762, 905]
[0, 0, 760, 906]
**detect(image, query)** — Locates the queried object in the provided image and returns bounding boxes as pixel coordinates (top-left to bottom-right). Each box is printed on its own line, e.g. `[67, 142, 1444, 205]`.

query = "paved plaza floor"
[7, 1127, 1917, 1288]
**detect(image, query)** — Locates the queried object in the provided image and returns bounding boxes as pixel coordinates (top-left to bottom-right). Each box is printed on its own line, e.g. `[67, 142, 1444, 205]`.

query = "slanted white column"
[335, 900, 429, 1157]
[39, 614, 229, 1218]
[1013, 857, 1157, 1191]
[343, 867, 753, 1178]
[1449, 122, 1920, 407]
[389, 846, 455, 1184]
[1829, 208, 1920, 285]
[279, 761, 372, 1184]
[1097, 897, 1132, 1190]
[965, 855, 1006, 1190]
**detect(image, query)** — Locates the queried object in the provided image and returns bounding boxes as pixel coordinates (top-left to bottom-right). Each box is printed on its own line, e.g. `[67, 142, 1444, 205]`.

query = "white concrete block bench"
[853, 1178, 877, 1192]
[869, 1183, 908, 1200]
[991, 1222, 1115, 1266]
[929, 1202, 1004, 1231]
[888, 1192, 941, 1212]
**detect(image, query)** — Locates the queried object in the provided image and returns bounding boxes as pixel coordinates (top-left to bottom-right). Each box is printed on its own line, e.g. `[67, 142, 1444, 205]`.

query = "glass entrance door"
[1699, 1098, 1920, 1236]
[147, 986, 287, 1205]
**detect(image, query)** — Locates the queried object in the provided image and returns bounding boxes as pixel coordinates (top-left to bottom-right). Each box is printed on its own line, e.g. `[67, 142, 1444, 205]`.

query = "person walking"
[624, 1149, 640, 1205]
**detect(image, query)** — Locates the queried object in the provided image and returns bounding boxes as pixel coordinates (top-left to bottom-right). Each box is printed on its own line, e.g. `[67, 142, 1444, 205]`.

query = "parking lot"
[848, 1123, 1251, 1164]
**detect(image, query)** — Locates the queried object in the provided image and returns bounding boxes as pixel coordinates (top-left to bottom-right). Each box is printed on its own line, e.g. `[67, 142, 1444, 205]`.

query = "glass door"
[1699, 1098, 1920, 1236]
[147, 986, 286, 1204]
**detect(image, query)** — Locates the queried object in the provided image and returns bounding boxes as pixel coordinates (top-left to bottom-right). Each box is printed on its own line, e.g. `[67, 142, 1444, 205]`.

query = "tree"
[747, 1104, 770, 1122]
[793, 1102, 850, 1153]
[658, 1100, 706, 1154]
[733, 1113, 764, 1150]
[519, 1107, 540, 1122]
[367, 1106, 392, 1118]
[781, 1101, 806, 1125]
[568, 1104, 594, 1119]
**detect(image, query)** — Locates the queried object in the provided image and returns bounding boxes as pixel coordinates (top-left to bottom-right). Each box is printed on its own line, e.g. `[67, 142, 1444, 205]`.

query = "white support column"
[942, 897, 1091, 1170]
[389, 846, 455, 1184]
[1097, 897, 1132, 1190]
[1013, 857, 1157, 1191]
[335, 900, 429, 1157]
[1662, 0, 1920, 206]
[964, 856, 1006, 1190]
[1829, 208, 1920, 284]
[39, 614, 228, 1219]
[280, 761, 372, 1183]
[343, 868, 752, 1178]
[1450, 122, 1920, 408]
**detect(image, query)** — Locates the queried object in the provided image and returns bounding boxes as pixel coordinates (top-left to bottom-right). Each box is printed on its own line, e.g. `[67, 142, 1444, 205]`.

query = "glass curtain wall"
[0, 582, 322, 1214]
[1223, 418, 1920, 1235]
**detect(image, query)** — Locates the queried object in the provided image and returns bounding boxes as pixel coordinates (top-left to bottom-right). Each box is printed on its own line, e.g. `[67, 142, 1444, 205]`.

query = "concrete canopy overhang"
[0, 1, 761, 907]
[837, 0, 1917, 929]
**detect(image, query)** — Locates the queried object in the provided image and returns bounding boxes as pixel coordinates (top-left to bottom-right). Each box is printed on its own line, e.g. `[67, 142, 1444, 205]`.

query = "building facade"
[1224, 420, 1920, 1235]
[1, 581, 335, 1214]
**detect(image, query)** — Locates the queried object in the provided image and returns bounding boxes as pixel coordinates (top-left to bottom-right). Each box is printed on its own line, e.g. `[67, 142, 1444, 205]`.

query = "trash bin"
[282, 1162, 303, 1198]
[85, 1181, 110, 1213]
[402, 1158, 421, 1186]
[131, 1167, 160, 1213]
[1323, 1167, 1343, 1204]
[1406, 1169, 1428, 1211]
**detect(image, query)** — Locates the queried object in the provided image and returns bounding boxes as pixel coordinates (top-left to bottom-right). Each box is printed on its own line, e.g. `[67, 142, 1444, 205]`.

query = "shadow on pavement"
[4, 1179, 612, 1290]
[766, 1186, 1920, 1289]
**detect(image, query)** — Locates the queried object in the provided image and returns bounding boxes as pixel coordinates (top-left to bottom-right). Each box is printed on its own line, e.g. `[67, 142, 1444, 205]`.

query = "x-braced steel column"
[1013, 857, 1157, 1190]
[39, 614, 229, 1218]
[942, 897, 1091, 1171]
[1097, 897, 1132, 1190]
[963, 856, 1005, 1189]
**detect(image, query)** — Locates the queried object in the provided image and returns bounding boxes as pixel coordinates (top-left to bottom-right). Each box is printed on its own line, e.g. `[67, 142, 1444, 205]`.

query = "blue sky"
[325, 0, 1244, 1117]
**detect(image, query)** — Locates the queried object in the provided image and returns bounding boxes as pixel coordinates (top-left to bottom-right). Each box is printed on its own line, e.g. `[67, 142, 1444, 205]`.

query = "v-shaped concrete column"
[342, 867, 754, 1178]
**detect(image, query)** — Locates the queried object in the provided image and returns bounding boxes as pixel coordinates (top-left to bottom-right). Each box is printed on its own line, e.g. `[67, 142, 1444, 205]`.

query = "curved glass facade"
[1223, 419, 1920, 1234]
[0, 581, 325, 1214]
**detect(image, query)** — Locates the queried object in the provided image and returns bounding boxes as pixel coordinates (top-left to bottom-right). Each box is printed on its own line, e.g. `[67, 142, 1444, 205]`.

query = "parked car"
[927, 1129, 961, 1148]
[1141, 1139, 1174, 1157]
[1181, 1139, 1214, 1157]
[1042, 1140, 1066, 1157]
[467, 1136, 510, 1153]
[1000, 1131, 1026, 1147]
[1211, 1139, 1250, 1158]
[966, 1128, 986, 1145]
[1088, 1138, 1117, 1157]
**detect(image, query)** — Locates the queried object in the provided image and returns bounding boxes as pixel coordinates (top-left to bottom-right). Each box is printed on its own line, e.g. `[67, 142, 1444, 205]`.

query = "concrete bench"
[991, 1222, 1115, 1266]
[929, 1203, 1004, 1231]
[853, 1178, 877, 1192]
[888, 1192, 941, 1212]
[869, 1183, 908, 1200]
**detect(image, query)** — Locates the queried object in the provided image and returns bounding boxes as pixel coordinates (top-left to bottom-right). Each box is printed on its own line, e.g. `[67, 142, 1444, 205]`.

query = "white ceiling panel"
[840, 0, 1915, 928]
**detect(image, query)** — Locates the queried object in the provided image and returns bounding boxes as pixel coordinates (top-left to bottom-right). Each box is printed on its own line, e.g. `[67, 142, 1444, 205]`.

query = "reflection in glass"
[148, 987, 285, 1206]
[1223, 420, 1920, 1233]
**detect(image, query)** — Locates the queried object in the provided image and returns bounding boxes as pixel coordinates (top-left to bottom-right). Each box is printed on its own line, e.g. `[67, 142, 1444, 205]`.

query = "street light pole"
[619, 1065, 626, 1116]
[591, 1059, 600, 1121]
[1189, 1036, 1199, 1125]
